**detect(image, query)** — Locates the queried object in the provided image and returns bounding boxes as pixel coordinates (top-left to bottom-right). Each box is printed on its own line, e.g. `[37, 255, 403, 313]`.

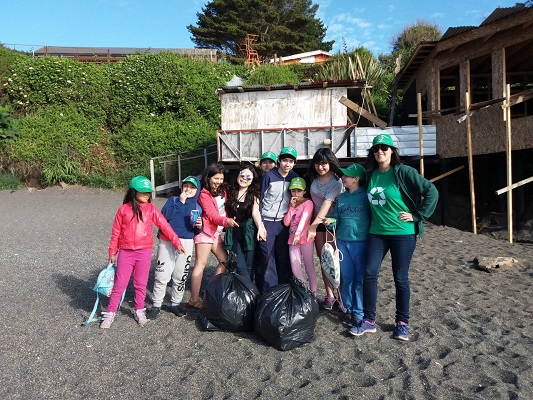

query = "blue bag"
[82, 263, 125, 326]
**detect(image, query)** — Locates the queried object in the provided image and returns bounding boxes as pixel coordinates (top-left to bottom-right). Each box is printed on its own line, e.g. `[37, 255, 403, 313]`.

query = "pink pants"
[289, 242, 317, 295]
[107, 248, 152, 312]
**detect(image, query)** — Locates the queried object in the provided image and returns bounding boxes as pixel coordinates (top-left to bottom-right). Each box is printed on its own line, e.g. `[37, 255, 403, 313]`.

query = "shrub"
[0, 171, 23, 189]
[1, 105, 110, 184]
[245, 64, 302, 85]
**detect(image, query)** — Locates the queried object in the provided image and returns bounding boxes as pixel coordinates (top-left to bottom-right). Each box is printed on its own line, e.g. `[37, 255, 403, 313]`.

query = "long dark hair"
[225, 164, 260, 219]
[123, 188, 151, 221]
[306, 147, 342, 181]
[364, 146, 402, 172]
[201, 162, 226, 196]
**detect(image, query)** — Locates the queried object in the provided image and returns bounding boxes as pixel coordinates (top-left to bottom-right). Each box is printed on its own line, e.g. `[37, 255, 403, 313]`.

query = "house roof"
[269, 50, 332, 63]
[33, 46, 217, 58]
[216, 79, 367, 94]
[396, 4, 532, 90]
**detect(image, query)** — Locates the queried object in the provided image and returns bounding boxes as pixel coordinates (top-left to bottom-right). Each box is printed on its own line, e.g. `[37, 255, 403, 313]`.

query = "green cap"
[340, 163, 366, 179]
[260, 151, 277, 163]
[182, 176, 199, 188]
[279, 146, 297, 160]
[289, 177, 306, 190]
[372, 133, 394, 147]
[129, 176, 153, 193]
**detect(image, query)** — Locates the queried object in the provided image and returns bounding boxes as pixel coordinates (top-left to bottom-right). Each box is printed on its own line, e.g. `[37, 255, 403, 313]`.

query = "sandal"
[188, 298, 203, 309]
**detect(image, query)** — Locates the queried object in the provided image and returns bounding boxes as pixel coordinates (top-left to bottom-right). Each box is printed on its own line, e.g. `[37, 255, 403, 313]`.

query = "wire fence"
[149, 144, 218, 196]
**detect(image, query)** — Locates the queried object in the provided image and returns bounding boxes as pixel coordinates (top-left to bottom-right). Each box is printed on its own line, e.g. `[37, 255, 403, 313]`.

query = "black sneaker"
[170, 305, 187, 317]
[146, 307, 161, 320]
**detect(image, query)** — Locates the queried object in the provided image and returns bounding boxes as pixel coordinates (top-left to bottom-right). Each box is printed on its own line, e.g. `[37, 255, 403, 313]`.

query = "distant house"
[269, 50, 332, 65]
[33, 46, 220, 63]
[396, 4, 533, 159]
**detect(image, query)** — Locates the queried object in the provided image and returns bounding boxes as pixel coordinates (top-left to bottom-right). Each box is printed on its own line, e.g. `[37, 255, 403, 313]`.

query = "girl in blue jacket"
[147, 176, 202, 320]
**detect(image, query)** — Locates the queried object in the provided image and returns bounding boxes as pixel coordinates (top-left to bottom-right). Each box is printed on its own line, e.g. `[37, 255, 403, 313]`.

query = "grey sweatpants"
[152, 238, 194, 307]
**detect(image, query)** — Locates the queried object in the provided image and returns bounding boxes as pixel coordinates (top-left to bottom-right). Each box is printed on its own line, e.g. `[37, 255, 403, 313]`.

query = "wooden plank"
[429, 165, 465, 183]
[417, 92, 424, 177]
[505, 84, 513, 243]
[496, 176, 533, 195]
[339, 96, 387, 129]
[465, 91, 477, 235]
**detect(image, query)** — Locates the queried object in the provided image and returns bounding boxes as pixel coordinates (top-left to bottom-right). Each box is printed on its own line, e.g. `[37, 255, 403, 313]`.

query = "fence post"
[150, 159, 155, 199]
[204, 148, 208, 168]
[178, 154, 182, 184]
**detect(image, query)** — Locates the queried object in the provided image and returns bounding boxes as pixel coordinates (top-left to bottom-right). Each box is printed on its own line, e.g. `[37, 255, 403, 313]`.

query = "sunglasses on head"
[239, 173, 253, 181]
[372, 144, 390, 153]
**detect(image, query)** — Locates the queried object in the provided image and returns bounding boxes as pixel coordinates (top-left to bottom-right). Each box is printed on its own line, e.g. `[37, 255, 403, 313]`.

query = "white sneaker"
[100, 311, 115, 329]
[134, 308, 149, 327]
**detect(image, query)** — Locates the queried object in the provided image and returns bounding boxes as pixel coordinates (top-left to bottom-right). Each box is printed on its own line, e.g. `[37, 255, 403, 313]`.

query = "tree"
[187, 0, 333, 60]
[379, 19, 442, 124]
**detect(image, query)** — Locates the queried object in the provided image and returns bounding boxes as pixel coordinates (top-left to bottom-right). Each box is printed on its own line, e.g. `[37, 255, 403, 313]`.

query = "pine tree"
[187, 0, 333, 60]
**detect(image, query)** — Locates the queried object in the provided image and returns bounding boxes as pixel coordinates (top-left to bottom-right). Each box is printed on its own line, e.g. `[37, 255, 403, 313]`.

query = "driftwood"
[472, 256, 518, 273]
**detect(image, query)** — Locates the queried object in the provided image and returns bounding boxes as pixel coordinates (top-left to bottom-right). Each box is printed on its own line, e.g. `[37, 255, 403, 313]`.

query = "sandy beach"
[0, 186, 532, 399]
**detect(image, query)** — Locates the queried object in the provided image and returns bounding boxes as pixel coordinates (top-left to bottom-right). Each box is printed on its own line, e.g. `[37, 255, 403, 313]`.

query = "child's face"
[314, 160, 330, 176]
[182, 182, 197, 198]
[208, 173, 224, 193]
[260, 159, 276, 174]
[341, 175, 359, 190]
[291, 188, 304, 200]
[135, 191, 151, 203]
[278, 157, 295, 175]
[237, 168, 254, 188]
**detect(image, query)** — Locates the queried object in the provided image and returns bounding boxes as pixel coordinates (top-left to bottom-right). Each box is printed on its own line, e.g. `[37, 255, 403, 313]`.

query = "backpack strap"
[81, 290, 126, 326]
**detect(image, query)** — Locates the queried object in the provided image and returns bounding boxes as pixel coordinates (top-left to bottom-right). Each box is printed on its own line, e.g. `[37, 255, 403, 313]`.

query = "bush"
[1, 104, 110, 184]
[245, 64, 302, 85]
[0, 171, 23, 189]
[112, 112, 217, 167]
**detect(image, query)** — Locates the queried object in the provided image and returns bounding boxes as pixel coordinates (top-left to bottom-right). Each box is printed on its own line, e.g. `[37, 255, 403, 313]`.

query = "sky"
[2, 0, 521, 57]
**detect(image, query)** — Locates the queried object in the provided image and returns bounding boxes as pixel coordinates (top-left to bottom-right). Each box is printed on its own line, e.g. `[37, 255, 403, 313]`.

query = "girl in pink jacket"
[100, 176, 185, 329]
[283, 177, 317, 295]
[188, 163, 239, 309]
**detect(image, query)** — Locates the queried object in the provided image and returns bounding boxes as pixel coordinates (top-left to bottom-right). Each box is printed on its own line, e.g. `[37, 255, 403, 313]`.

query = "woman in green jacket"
[350, 134, 438, 341]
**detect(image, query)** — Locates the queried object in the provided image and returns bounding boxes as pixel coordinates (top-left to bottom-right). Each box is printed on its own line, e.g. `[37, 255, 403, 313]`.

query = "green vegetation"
[0, 171, 23, 190]
[0, 16, 433, 188]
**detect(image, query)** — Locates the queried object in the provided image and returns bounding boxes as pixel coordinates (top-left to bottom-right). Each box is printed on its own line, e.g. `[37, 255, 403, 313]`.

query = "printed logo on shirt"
[368, 186, 386, 206]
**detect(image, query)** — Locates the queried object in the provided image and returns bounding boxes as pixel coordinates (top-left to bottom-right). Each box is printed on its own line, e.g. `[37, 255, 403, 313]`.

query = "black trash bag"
[254, 278, 320, 351]
[200, 251, 260, 332]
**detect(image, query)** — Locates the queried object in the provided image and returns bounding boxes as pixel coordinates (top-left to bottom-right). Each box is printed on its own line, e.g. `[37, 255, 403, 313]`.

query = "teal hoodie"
[331, 187, 371, 241]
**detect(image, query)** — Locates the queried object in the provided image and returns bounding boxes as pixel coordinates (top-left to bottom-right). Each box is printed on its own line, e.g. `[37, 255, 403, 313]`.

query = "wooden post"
[465, 92, 477, 234]
[505, 84, 513, 243]
[417, 92, 424, 177]
[150, 159, 155, 199]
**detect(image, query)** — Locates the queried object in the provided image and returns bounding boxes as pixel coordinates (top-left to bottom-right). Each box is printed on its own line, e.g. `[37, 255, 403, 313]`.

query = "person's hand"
[109, 256, 117, 264]
[257, 227, 267, 241]
[290, 196, 298, 208]
[176, 245, 185, 254]
[227, 217, 239, 228]
[307, 226, 316, 241]
[322, 218, 330, 226]
[293, 233, 301, 245]
[194, 217, 202, 228]
[398, 211, 413, 222]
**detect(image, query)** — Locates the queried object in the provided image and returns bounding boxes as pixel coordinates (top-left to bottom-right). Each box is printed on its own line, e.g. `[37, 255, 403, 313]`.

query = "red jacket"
[108, 202, 182, 259]
[198, 188, 228, 236]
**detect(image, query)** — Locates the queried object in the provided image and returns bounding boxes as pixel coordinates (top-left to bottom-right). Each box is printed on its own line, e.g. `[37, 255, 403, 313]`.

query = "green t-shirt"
[367, 168, 415, 235]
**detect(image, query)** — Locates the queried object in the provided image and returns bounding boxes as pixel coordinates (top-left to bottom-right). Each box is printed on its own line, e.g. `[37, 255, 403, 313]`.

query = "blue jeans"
[231, 227, 255, 280]
[363, 234, 416, 324]
[337, 239, 367, 320]
[258, 220, 292, 292]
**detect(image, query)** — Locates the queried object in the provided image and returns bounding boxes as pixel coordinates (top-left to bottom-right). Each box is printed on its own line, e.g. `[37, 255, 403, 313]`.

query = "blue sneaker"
[349, 319, 376, 336]
[394, 321, 409, 341]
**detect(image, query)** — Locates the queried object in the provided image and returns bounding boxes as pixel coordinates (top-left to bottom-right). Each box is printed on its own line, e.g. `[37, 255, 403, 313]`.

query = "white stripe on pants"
[152, 238, 194, 307]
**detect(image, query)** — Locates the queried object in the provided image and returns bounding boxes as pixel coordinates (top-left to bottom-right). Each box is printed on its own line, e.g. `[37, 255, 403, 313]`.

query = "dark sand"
[1, 186, 532, 399]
